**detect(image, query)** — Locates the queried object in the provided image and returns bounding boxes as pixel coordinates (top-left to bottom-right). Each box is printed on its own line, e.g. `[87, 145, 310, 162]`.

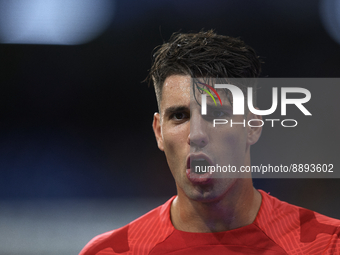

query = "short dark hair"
[148, 30, 261, 108]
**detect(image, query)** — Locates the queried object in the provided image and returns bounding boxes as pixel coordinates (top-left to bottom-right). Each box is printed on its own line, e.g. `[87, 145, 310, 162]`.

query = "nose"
[187, 112, 209, 148]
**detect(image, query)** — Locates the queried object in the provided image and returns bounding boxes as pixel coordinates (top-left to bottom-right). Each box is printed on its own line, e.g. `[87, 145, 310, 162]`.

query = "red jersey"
[79, 190, 340, 255]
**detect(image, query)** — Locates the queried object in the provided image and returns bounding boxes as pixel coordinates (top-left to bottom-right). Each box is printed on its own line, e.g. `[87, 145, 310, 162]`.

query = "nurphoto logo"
[198, 82, 312, 128]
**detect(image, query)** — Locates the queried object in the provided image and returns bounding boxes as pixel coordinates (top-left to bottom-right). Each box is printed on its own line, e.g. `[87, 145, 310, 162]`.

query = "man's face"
[153, 75, 262, 202]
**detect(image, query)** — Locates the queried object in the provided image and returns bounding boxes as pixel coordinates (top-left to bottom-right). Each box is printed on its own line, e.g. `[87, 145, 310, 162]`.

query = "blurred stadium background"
[0, 0, 340, 254]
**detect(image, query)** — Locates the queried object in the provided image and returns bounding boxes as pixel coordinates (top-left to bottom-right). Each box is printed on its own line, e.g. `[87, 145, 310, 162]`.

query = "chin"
[185, 186, 226, 203]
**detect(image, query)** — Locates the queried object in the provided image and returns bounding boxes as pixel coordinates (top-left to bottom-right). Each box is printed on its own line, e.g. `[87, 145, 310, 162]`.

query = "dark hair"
[148, 30, 261, 108]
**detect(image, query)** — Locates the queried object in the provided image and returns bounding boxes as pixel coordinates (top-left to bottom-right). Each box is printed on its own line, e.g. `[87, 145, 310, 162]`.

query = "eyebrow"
[163, 105, 189, 117]
[206, 104, 232, 111]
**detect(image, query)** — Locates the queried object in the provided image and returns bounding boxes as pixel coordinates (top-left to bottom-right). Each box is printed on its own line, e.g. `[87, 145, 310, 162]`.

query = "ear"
[152, 112, 164, 151]
[246, 110, 262, 145]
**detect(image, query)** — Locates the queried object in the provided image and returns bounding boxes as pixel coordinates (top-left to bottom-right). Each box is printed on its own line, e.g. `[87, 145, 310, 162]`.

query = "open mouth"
[190, 159, 211, 174]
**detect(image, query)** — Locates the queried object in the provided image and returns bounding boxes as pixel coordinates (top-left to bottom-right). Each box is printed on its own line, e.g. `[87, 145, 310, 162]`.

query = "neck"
[170, 180, 262, 233]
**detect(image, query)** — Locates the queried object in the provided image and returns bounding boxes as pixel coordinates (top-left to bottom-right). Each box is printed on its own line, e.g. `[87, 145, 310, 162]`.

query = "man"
[79, 30, 340, 254]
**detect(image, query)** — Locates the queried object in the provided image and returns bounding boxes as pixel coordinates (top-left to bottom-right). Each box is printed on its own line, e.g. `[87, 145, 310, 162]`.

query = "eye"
[212, 110, 225, 118]
[173, 112, 186, 120]
[169, 111, 190, 122]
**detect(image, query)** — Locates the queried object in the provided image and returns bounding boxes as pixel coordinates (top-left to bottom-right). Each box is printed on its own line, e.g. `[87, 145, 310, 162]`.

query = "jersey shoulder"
[79, 226, 129, 255]
[79, 197, 175, 255]
[256, 190, 340, 254]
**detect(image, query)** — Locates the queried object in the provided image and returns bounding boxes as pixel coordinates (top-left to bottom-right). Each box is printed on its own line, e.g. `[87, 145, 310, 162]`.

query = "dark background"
[1, 0, 340, 219]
